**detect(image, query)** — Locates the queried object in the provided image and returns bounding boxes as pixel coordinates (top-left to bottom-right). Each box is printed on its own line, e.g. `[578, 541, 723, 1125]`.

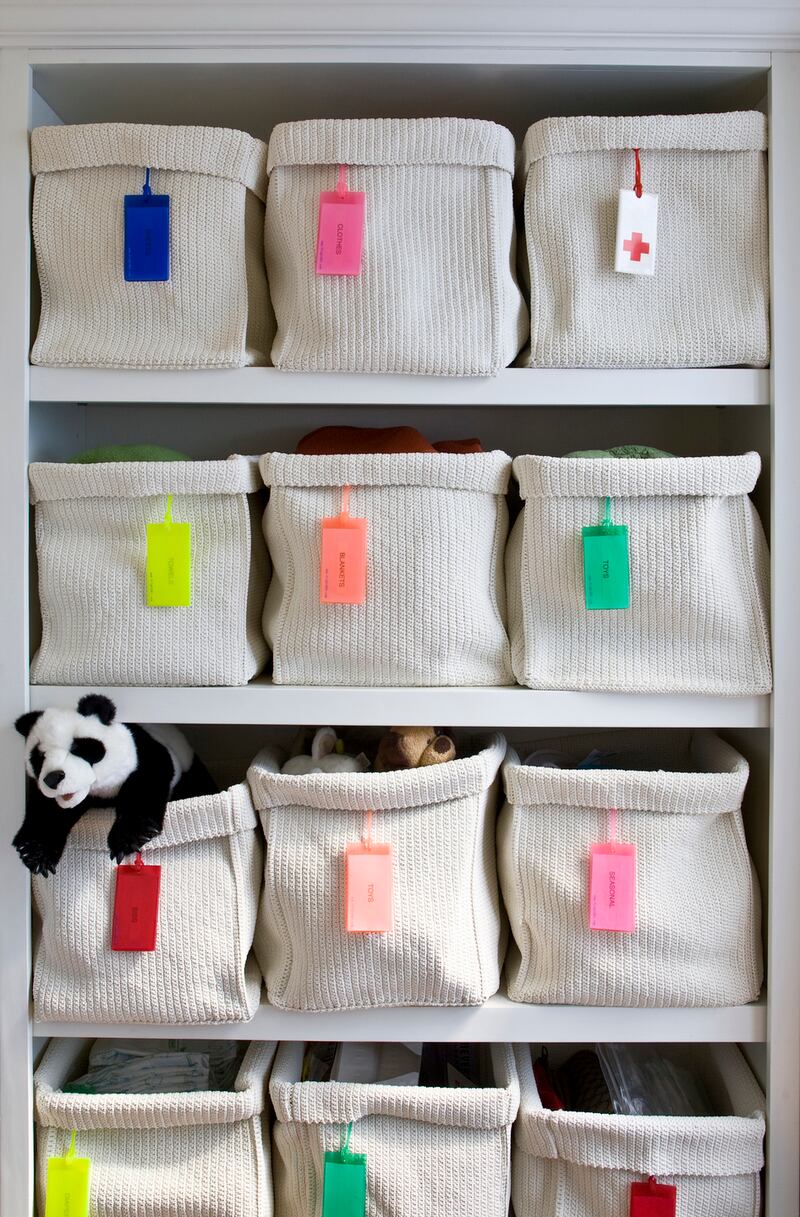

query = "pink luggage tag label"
[346, 810, 393, 933]
[589, 807, 636, 933]
[320, 485, 368, 605]
[316, 165, 365, 276]
[615, 149, 658, 276]
[111, 853, 161, 951]
[630, 1177, 677, 1217]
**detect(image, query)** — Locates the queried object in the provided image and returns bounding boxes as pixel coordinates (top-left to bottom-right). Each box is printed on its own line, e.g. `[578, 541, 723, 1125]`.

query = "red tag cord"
[336, 164, 348, 198]
[341, 483, 351, 515]
[633, 148, 643, 198]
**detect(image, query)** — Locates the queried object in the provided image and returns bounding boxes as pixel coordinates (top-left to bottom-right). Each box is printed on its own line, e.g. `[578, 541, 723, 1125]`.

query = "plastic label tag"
[147, 495, 191, 607]
[124, 169, 170, 282]
[316, 165, 365, 276]
[322, 1149, 367, 1217]
[615, 189, 658, 276]
[346, 812, 392, 932]
[111, 855, 161, 951]
[321, 486, 367, 604]
[583, 497, 630, 610]
[630, 1177, 677, 1216]
[45, 1132, 91, 1217]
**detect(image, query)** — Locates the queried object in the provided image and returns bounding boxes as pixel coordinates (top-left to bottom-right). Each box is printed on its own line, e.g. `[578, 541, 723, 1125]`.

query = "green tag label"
[582, 524, 630, 610]
[322, 1151, 367, 1217]
[146, 494, 191, 607]
[45, 1133, 91, 1217]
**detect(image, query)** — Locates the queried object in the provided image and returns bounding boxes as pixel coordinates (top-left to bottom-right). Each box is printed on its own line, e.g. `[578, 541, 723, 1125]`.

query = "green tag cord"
[582, 497, 630, 610]
[45, 1131, 91, 1217]
[322, 1124, 367, 1217]
[146, 494, 192, 607]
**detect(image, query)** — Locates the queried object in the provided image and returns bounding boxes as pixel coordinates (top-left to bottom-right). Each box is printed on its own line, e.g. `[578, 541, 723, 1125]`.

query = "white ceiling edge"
[0, 3, 799, 52]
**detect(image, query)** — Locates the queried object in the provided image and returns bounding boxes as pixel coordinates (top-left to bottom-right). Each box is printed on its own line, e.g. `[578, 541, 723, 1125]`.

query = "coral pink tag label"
[316, 190, 365, 275]
[589, 843, 636, 932]
[320, 516, 367, 604]
[346, 843, 393, 932]
[630, 1178, 677, 1216]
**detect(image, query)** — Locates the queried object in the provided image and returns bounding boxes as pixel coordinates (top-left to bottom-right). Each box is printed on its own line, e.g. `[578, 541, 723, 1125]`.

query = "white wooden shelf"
[29, 682, 771, 727]
[34, 991, 768, 1044]
[28, 366, 770, 407]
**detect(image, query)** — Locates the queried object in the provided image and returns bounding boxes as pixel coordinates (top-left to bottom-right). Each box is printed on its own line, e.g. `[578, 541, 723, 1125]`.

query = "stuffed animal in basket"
[13, 694, 216, 876]
[374, 726, 456, 772]
[281, 727, 370, 775]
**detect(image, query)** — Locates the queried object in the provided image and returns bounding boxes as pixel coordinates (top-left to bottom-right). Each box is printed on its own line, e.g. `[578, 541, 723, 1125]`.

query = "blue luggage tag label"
[124, 168, 170, 282]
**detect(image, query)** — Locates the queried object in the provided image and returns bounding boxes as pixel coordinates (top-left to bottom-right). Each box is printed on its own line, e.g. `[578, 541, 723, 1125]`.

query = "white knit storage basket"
[260, 450, 512, 685]
[265, 118, 528, 374]
[31, 782, 264, 1024]
[519, 111, 769, 368]
[512, 1043, 765, 1217]
[31, 122, 274, 368]
[270, 1040, 518, 1217]
[247, 734, 506, 1010]
[30, 456, 269, 686]
[35, 1038, 276, 1217]
[498, 731, 763, 1008]
[506, 453, 771, 693]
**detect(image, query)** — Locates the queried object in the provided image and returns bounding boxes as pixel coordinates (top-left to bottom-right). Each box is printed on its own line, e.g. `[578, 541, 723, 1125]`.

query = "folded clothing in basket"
[532, 1044, 714, 1117]
[64, 1038, 244, 1094]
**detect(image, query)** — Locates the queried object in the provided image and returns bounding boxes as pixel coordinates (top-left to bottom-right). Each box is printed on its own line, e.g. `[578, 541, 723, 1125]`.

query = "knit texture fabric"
[506, 453, 772, 693]
[30, 456, 270, 686]
[270, 1041, 518, 1217]
[498, 730, 763, 1008]
[518, 111, 769, 368]
[247, 735, 506, 1010]
[35, 1039, 276, 1217]
[32, 782, 264, 1023]
[260, 450, 512, 686]
[265, 118, 528, 374]
[31, 122, 274, 368]
[512, 1043, 764, 1217]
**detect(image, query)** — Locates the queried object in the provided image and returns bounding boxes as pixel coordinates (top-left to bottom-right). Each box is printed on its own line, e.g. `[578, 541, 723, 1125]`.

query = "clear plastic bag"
[596, 1044, 715, 1117]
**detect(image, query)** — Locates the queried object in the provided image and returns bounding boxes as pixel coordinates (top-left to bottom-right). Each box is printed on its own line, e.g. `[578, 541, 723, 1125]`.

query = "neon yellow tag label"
[146, 494, 191, 607]
[45, 1132, 91, 1217]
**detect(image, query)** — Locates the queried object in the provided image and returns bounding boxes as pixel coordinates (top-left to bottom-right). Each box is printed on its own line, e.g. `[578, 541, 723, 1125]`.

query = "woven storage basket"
[518, 111, 768, 368]
[30, 456, 269, 687]
[35, 1038, 276, 1217]
[260, 450, 512, 685]
[31, 122, 274, 368]
[498, 731, 763, 1008]
[32, 782, 264, 1024]
[512, 1043, 765, 1217]
[270, 1040, 518, 1217]
[265, 118, 528, 374]
[506, 453, 771, 693]
[247, 734, 506, 1011]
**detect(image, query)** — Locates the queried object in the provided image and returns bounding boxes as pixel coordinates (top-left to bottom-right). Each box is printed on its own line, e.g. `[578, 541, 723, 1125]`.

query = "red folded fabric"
[433, 438, 483, 454]
[296, 426, 484, 455]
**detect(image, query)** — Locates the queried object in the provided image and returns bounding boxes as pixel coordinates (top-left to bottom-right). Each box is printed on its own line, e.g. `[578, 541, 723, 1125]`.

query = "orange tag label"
[320, 515, 367, 604]
[346, 843, 393, 932]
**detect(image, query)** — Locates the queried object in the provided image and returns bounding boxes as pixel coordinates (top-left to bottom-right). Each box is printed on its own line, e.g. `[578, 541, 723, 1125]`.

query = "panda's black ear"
[14, 710, 42, 737]
[77, 694, 116, 725]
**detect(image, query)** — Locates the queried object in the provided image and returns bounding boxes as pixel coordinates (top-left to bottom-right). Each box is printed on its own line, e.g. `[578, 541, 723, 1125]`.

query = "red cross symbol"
[623, 231, 650, 262]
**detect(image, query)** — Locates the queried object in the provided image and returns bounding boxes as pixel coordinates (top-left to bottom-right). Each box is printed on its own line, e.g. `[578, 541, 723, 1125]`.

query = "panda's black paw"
[107, 819, 161, 864]
[12, 831, 61, 876]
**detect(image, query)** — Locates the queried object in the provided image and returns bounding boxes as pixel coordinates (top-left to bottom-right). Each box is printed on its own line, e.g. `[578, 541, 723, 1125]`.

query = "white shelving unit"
[1, 16, 799, 1217]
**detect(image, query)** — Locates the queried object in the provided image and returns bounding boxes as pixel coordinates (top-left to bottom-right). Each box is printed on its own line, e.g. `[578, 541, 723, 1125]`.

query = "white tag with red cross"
[615, 188, 658, 276]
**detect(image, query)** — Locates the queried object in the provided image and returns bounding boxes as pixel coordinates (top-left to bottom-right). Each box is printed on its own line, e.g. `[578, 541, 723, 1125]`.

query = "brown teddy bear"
[374, 726, 456, 772]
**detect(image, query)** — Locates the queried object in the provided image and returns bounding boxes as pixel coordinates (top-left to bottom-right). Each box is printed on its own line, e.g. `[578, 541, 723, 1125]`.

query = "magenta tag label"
[589, 843, 636, 932]
[316, 192, 365, 275]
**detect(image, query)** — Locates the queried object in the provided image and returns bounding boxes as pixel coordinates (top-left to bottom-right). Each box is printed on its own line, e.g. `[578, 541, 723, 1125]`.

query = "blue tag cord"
[143, 167, 152, 197]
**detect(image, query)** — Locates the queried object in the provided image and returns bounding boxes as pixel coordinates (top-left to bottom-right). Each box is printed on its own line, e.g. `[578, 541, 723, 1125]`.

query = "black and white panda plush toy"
[13, 694, 217, 876]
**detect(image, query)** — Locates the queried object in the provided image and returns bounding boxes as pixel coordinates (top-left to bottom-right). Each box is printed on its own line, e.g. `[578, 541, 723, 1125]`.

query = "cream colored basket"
[270, 1041, 518, 1217]
[32, 783, 264, 1024]
[265, 118, 528, 374]
[519, 112, 769, 368]
[31, 122, 274, 368]
[498, 731, 763, 1008]
[506, 453, 771, 693]
[35, 1039, 276, 1217]
[30, 456, 269, 687]
[247, 734, 506, 1011]
[512, 1043, 765, 1217]
[260, 450, 512, 685]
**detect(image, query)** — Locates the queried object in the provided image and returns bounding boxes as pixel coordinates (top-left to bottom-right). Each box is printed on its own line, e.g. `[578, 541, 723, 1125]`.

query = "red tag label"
[111, 859, 161, 951]
[630, 1178, 677, 1216]
[316, 191, 365, 275]
[320, 516, 367, 604]
[589, 842, 637, 932]
[346, 843, 393, 932]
